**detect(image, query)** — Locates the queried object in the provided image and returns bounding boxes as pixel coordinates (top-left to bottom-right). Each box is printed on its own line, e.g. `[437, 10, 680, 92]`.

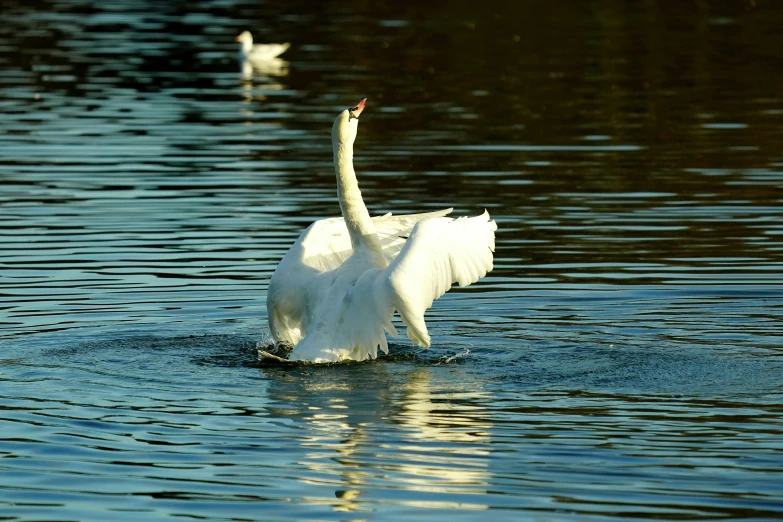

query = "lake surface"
[2, 0, 782, 520]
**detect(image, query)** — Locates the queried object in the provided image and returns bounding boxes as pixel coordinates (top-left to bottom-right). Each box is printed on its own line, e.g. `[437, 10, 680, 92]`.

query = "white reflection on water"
[270, 365, 493, 513]
[240, 57, 290, 81]
[390, 368, 491, 508]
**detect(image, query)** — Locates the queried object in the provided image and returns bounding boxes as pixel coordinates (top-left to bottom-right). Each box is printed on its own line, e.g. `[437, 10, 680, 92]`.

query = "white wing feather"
[382, 211, 497, 347]
[298, 208, 453, 272]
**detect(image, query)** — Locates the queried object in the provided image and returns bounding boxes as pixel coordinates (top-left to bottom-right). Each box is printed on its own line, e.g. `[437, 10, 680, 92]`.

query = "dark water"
[2, 0, 783, 520]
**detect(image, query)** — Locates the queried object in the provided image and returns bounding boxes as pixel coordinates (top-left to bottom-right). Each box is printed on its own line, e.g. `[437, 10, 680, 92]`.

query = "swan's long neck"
[334, 141, 383, 256]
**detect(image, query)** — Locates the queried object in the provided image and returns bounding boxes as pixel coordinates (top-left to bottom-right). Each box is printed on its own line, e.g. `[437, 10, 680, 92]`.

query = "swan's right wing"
[381, 211, 497, 347]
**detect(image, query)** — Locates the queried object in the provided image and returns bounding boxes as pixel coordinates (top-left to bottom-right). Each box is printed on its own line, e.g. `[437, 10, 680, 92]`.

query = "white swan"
[235, 31, 290, 61]
[265, 98, 497, 363]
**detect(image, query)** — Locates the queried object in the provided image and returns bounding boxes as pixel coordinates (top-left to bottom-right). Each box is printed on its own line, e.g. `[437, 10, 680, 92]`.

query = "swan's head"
[235, 31, 253, 46]
[331, 98, 367, 145]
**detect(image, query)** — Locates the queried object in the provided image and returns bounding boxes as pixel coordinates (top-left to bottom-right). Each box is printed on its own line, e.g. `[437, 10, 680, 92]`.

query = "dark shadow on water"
[39, 333, 783, 402]
[44, 334, 475, 373]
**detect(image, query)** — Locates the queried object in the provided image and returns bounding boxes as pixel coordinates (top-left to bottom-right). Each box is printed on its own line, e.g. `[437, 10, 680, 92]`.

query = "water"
[2, 0, 782, 519]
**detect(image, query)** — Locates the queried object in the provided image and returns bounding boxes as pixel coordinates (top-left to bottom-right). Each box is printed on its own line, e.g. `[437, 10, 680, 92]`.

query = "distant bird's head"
[235, 31, 254, 54]
[235, 31, 253, 45]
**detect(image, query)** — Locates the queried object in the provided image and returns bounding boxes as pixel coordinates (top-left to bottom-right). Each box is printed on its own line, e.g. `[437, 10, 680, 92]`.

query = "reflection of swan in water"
[266, 98, 497, 363]
[385, 368, 492, 508]
[240, 57, 289, 80]
[260, 364, 492, 513]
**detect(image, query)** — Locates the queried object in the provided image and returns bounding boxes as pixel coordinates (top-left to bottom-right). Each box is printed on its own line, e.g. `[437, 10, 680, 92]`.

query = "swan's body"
[236, 31, 290, 61]
[266, 99, 497, 363]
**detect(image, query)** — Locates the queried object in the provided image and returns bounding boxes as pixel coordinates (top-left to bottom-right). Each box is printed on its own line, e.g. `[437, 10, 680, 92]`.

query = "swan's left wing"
[267, 217, 352, 345]
[298, 217, 354, 272]
[380, 211, 497, 347]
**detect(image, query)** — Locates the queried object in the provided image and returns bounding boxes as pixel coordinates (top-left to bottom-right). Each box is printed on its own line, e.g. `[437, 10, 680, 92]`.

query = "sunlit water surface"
[1, 0, 782, 520]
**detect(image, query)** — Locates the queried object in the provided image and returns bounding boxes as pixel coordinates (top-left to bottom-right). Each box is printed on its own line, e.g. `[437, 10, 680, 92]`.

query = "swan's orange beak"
[234, 35, 241, 42]
[352, 98, 367, 118]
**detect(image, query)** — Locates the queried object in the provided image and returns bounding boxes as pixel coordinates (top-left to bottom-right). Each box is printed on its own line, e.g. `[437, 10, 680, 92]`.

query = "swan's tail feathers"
[286, 270, 399, 363]
[288, 336, 339, 363]
[280, 42, 291, 53]
[287, 322, 392, 363]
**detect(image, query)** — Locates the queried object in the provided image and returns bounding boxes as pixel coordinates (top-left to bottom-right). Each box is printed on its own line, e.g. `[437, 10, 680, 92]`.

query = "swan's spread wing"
[383, 211, 497, 347]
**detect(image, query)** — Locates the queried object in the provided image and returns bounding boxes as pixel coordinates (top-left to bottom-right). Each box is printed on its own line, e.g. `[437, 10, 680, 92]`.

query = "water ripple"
[2, 0, 783, 520]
